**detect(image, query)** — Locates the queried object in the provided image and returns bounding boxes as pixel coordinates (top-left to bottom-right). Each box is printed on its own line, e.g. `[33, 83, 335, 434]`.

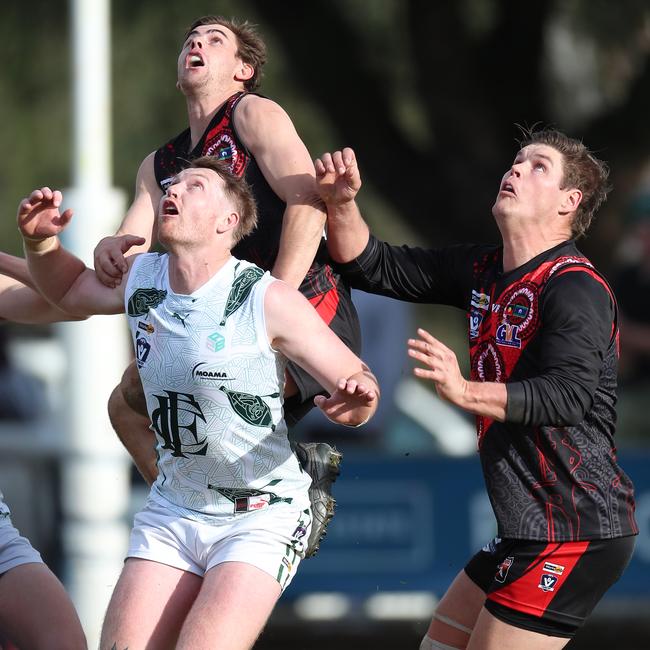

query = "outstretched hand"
[314, 148, 362, 206]
[94, 234, 146, 288]
[408, 327, 468, 406]
[314, 377, 377, 427]
[17, 187, 73, 241]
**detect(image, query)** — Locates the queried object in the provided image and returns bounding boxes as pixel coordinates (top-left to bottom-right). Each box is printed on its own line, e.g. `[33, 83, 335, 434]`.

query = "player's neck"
[501, 229, 569, 273]
[186, 85, 244, 150]
[167, 248, 233, 295]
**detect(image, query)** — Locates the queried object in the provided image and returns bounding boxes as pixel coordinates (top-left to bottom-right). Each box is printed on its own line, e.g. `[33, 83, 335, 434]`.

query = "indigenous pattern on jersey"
[124, 253, 311, 521]
[153, 91, 347, 324]
[340, 237, 637, 543]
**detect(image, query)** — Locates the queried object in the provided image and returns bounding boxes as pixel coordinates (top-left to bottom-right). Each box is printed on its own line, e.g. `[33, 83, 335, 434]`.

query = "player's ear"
[561, 188, 582, 214]
[216, 211, 239, 235]
[235, 62, 254, 85]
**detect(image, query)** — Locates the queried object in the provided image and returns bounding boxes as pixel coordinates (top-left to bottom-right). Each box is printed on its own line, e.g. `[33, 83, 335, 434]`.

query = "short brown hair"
[519, 127, 611, 238]
[184, 16, 267, 91]
[189, 156, 258, 245]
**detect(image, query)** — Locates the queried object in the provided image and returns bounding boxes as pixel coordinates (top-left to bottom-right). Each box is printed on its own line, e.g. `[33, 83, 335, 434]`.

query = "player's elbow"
[517, 376, 594, 427]
[542, 382, 593, 427]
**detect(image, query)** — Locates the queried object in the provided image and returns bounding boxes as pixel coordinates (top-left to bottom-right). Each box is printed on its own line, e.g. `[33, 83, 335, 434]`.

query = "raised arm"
[93, 152, 158, 286]
[315, 148, 370, 263]
[235, 95, 326, 289]
[264, 280, 379, 426]
[0, 274, 84, 324]
[0, 252, 36, 290]
[17, 187, 131, 317]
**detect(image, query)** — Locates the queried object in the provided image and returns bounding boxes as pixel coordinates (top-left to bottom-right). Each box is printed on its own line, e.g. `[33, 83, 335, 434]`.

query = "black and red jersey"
[153, 91, 346, 320]
[340, 236, 638, 543]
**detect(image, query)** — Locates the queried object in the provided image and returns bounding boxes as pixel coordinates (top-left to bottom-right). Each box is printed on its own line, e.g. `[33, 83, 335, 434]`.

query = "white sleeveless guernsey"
[125, 253, 310, 521]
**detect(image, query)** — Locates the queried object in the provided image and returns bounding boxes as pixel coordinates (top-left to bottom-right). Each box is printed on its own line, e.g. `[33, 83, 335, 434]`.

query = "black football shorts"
[464, 535, 636, 638]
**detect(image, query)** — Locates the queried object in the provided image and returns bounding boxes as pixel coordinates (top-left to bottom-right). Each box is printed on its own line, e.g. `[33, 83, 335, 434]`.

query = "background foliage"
[2, 0, 650, 362]
[3, 1, 650, 258]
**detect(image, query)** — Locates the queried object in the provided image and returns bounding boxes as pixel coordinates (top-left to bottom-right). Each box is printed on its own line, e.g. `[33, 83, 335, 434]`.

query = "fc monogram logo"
[151, 391, 208, 458]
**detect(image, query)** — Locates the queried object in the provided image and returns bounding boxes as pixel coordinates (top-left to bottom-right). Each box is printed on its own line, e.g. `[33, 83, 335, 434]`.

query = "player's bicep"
[265, 282, 364, 393]
[235, 97, 316, 203]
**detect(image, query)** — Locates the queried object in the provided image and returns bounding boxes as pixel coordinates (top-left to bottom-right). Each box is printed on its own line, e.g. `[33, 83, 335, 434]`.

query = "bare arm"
[0, 252, 36, 290]
[265, 280, 379, 426]
[235, 95, 326, 288]
[17, 187, 129, 317]
[93, 152, 159, 286]
[315, 148, 370, 263]
[408, 328, 508, 421]
[0, 274, 85, 324]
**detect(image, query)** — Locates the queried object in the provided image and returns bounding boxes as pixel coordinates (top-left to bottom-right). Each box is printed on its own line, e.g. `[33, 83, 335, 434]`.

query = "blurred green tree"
[2, 0, 650, 268]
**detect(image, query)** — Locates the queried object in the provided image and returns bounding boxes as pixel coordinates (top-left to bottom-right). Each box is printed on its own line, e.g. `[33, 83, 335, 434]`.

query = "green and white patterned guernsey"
[125, 253, 311, 521]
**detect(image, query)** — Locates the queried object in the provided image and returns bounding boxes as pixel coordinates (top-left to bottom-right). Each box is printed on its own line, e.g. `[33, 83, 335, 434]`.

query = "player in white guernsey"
[0, 282, 86, 649]
[18, 156, 379, 650]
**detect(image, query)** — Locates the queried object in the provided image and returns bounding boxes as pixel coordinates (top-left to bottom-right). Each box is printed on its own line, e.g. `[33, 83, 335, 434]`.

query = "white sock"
[419, 635, 464, 650]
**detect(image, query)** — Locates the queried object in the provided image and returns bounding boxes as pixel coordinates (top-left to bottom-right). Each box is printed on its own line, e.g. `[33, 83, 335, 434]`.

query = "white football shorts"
[127, 498, 312, 591]
[0, 513, 43, 575]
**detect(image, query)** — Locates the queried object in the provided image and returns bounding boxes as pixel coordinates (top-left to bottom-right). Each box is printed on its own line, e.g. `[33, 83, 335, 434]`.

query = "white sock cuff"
[419, 635, 464, 650]
[433, 612, 474, 635]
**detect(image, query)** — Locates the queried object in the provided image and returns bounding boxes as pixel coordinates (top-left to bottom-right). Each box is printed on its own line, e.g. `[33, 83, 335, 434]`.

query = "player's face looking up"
[157, 168, 238, 248]
[492, 144, 580, 234]
[176, 24, 250, 94]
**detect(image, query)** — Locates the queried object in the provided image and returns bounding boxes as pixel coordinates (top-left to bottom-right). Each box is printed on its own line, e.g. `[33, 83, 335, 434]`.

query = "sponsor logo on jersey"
[499, 283, 537, 339]
[491, 303, 501, 313]
[192, 362, 233, 382]
[135, 335, 151, 368]
[495, 556, 514, 583]
[469, 309, 484, 339]
[496, 322, 522, 348]
[138, 321, 154, 334]
[234, 494, 270, 513]
[471, 290, 490, 310]
[538, 573, 558, 592]
[207, 331, 225, 352]
[543, 561, 565, 576]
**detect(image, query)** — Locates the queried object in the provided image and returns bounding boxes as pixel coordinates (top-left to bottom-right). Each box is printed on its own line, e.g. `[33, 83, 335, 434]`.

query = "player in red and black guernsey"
[150, 59, 359, 429]
[315, 131, 637, 649]
[86, 15, 360, 519]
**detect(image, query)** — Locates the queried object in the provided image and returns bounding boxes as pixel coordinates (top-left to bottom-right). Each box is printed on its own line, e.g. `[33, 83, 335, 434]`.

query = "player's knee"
[26, 621, 86, 650]
[46, 632, 87, 650]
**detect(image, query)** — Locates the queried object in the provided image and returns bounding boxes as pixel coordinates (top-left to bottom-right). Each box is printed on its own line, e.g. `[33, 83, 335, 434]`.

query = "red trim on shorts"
[487, 541, 590, 617]
[308, 287, 340, 325]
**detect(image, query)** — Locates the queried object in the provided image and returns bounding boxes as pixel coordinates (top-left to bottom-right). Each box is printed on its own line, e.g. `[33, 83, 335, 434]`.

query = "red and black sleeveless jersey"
[153, 91, 344, 312]
[340, 236, 638, 543]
